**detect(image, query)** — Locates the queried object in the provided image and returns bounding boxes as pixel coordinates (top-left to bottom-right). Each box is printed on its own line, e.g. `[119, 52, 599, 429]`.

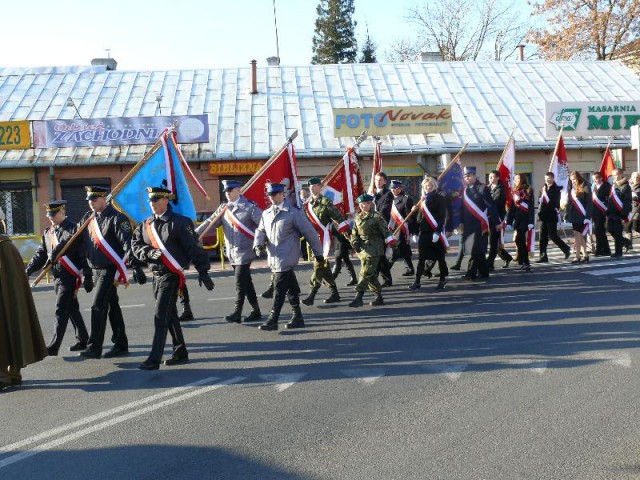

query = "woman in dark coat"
[565, 170, 593, 263]
[506, 174, 535, 272]
[410, 176, 448, 290]
[0, 213, 47, 391]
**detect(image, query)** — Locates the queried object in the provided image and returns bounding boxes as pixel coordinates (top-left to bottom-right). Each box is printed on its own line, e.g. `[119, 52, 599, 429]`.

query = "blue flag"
[438, 157, 464, 231]
[111, 134, 196, 224]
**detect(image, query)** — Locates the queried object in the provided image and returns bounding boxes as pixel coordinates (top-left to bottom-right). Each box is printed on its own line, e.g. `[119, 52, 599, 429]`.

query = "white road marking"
[258, 373, 306, 392]
[617, 276, 640, 283]
[341, 368, 385, 385]
[0, 376, 244, 469]
[206, 296, 237, 302]
[585, 266, 640, 276]
[506, 359, 548, 374]
[422, 362, 468, 380]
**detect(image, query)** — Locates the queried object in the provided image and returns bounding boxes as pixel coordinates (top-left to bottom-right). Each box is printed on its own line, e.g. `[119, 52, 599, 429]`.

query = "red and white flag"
[368, 140, 383, 195]
[599, 146, 615, 182]
[322, 147, 365, 215]
[497, 135, 515, 210]
[550, 135, 570, 205]
[242, 143, 300, 210]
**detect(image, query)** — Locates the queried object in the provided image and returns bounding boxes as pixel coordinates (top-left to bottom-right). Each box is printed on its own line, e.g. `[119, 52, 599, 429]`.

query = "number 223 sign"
[0, 121, 30, 150]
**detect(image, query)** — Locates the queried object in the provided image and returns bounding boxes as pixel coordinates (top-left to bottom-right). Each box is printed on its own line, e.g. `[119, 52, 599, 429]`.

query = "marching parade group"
[0, 162, 638, 389]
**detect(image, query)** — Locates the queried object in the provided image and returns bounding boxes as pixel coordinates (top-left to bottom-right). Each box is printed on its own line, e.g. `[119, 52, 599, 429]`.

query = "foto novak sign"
[333, 106, 452, 137]
[545, 101, 640, 138]
[33, 114, 209, 148]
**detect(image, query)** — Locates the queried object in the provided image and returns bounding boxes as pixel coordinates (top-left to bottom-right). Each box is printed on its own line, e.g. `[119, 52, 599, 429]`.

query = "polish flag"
[497, 136, 515, 209]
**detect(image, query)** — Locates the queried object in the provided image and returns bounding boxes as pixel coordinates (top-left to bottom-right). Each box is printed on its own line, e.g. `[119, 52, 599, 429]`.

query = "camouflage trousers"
[309, 257, 336, 289]
[355, 254, 382, 293]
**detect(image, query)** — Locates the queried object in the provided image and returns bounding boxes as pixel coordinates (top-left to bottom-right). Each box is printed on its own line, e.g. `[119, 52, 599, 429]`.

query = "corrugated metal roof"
[0, 61, 639, 167]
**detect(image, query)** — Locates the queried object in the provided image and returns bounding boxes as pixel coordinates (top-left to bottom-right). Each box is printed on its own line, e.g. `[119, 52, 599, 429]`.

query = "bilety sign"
[33, 114, 209, 148]
[0, 120, 31, 150]
[545, 101, 640, 138]
[333, 106, 452, 137]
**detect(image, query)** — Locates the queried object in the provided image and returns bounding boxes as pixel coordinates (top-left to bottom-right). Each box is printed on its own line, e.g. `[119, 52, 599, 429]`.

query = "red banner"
[322, 147, 365, 215]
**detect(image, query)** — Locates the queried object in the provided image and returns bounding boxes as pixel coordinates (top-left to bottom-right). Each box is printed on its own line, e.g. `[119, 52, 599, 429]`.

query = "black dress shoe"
[79, 348, 102, 359]
[536, 256, 548, 264]
[259, 322, 278, 331]
[285, 320, 305, 329]
[381, 280, 392, 288]
[164, 354, 189, 366]
[69, 342, 87, 352]
[462, 274, 476, 281]
[0, 382, 10, 392]
[138, 360, 160, 370]
[244, 310, 262, 322]
[564, 250, 571, 259]
[10, 377, 22, 386]
[450, 264, 461, 271]
[401, 270, 414, 277]
[502, 259, 512, 268]
[408, 282, 421, 290]
[103, 346, 129, 358]
[436, 279, 446, 290]
[46, 347, 59, 356]
[224, 312, 242, 324]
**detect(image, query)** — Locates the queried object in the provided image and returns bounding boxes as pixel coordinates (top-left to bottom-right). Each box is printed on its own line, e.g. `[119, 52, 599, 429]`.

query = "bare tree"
[529, 0, 640, 60]
[396, 0, 529, 61]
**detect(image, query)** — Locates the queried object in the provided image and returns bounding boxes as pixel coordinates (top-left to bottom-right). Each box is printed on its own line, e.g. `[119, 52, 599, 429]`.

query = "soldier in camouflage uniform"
[301, 177, 350, 306]
[349, 193, 397, 308]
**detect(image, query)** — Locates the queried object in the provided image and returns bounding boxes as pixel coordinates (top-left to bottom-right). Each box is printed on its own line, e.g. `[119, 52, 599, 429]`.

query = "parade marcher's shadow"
[0, 444, 308, 480]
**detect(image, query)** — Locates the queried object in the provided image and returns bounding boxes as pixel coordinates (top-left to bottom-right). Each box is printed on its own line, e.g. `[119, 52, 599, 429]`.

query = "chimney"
[91, 57, 117, 71]
[420, 51, 442, 62]
[517, 45, 525, 61]
[250, 60, 258, 95]
[266, 56, 280, 66]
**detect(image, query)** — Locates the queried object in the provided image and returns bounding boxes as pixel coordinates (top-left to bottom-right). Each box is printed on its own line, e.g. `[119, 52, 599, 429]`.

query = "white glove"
[527, 224, 534, 230]
[583, 219, 590, 224]
[411, 234, 419, 244]
[432, 233, 439, 243]
[385, 246, 393, 261]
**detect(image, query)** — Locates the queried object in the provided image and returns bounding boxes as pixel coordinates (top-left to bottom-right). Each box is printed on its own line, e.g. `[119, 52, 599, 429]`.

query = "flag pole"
[437, 142, 469, 181]
[322, 131, 369, 183]
[496, 128, 516, 170]
[197, 130, 298, 240]
[547, 123, 566, 173]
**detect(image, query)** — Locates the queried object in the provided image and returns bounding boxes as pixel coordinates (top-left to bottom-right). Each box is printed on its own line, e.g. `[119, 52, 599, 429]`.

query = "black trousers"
[180, 283, 190, 307]
[539, 220, 569, 256]
[147, 271, 187, 364]
[87, 267, 128, 352]
[234, 263, 258, 309]
[49, 276, 89, 351]
[514, 228, 530, 266]
[593, 214, 611, 255]
[271, 270, 301, 320]
[487, 226, 512, 266]
[391, 235, 414, 272]
[377, 255, 393, 282]
[333, 234, 355, 275]
[608, 217, 625, 256]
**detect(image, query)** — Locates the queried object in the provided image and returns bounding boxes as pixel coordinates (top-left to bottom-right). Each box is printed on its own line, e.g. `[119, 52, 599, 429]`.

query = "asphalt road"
[2, 250, 640, 480]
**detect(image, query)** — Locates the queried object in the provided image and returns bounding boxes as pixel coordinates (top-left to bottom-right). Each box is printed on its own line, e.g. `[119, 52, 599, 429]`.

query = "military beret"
[308, 177, 322, 186]
[356, 193, 374, 203]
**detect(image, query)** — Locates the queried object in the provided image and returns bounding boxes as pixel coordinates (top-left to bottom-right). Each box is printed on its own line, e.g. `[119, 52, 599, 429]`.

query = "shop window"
[0, 182, 34, 235]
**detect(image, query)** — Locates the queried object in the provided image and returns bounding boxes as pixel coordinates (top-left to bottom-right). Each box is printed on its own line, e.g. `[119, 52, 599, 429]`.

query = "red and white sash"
[89, 218, 128, 286]
[146, 220, 186, 292]
[570, 190, 591, 236]
[420, 200, 449, 247]
[526, 225, 536, 253]
[390, 203, 410, 241]
[224, 208, 255, 240]
[463, 189, 489, 233]
[592, 188, 606, 214]
[305, 203, 332, 257]
[49, 229, 82, 291]
[610, 187, 632, 221]
[513, 192, 529, 213]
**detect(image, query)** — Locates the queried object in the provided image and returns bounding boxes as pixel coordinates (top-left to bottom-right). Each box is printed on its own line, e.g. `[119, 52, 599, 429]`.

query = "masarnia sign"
[333, 106, 452, 137]
[545, 101, 640, 138]
[33, 114, 209, 147]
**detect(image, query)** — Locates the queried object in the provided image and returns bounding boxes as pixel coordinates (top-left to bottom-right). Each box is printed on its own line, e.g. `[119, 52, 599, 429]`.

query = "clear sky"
[2, 0, 429, 70]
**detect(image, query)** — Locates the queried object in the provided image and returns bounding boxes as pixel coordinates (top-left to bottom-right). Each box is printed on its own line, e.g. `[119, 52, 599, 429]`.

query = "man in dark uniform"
[373, 172, 394, 287]
[487, 170, 513, 270]
[25, 200, 90, 356]
[253, 183, 323, 331]
[459, 167, 499, 280]
[607, 168, 633, 258]
[78, 186, 132, 359]
[196, 180, 262, 323]
[388, 179, 416, 276]
[591, 172, 612, 256]
[131, 187, 214, 370]
[301, 176, 349, 305]
[537, 172, 570, 262]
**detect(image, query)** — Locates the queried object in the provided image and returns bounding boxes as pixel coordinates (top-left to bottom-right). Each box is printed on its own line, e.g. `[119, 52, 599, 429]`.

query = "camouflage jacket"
[350, 211, 389, 257]
[306, 194, 346, 229]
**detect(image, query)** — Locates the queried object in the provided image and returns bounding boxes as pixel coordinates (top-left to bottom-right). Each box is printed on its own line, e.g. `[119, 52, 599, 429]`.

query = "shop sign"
[545, 101, 640, 137]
